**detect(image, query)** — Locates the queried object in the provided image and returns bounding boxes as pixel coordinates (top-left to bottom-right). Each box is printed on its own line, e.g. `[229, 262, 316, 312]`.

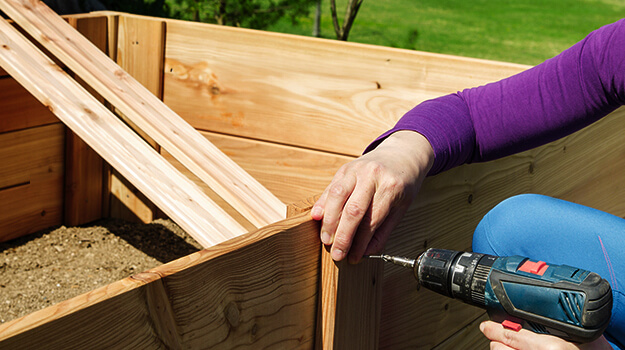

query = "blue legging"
[472, 194, 625, 349]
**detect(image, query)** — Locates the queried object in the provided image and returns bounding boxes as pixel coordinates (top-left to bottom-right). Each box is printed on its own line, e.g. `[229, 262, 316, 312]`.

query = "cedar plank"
[0, 124, 64, 242]
[0, 78, 59, 134]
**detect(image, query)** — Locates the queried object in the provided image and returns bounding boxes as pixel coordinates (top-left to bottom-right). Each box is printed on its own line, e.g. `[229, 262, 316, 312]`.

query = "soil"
[0, 218, 201, 324]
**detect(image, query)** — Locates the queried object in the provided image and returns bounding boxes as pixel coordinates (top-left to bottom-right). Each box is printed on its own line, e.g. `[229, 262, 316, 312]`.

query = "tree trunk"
[215, 0, 227, 25]
[313, 0, 321, 37]
[330, 0, 363, 41]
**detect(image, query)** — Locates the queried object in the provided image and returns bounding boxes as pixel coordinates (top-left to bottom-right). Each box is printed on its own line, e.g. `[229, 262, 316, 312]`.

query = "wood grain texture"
[316, 246, 383, 350]
[378, 107, 625, 349]
[64, 16, 107, 226]
[0, 214, 320, 350]
[163, 18, 529, 157]
[1, 10, 622, 348]
[288, 197, 383, 349]
[1, 1, 286, 228]
[0, 124, 64, 242]
[287, 195, 321, 218]
[117, 16, 165, 99]
[0, 16, 244, 247]
[163, 133, 349, 229]
[64, 128, 104, 226]
[109, 170, 157, 223]
[115, 15, 164, 149]
[201, 131, 351, 204]
[0, 77, 59, 133]
[432, 313, 489, 349]
[110, 15, 164, 220]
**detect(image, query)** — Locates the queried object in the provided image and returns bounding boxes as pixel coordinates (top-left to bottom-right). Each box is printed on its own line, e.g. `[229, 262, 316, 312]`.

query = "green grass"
[266, 0, 625, 65]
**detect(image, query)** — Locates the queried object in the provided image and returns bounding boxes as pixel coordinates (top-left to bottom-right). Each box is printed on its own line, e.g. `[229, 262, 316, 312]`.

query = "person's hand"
[310, 130, 434, 263]
[479, 321, 612, 350]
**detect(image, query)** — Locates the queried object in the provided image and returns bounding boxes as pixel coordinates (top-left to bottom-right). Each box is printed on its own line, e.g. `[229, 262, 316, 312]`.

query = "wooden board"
[0, 15, 245, 248]
[163, 133, 351, 230]
[117, 16, 165, 99]
[64, 127, 104, 226]
[170, 131, 353, 203]
[316, 247, 383, 349]
[1, 1, 286, 228]
[115, 14, 164, 149]
[1, 10, 622, 348]
[64, 16, 108, 226]
[378, 107, 625, 348]
[0, 124, 64, 242]
[110, 15, 166, 221]
[163, 18, 529, 157]
[0, 77, 59, 134]
[0, 214, 320, 349]
[108, 170, 156, 223]
[285, 198, 382, 349]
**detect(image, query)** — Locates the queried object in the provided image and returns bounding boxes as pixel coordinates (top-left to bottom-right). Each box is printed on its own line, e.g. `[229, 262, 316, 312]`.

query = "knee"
[487, 194, 552, 219]
[472, 194, 552, 255]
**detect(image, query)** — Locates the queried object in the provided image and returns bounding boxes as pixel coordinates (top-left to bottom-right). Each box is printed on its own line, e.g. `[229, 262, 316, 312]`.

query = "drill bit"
[366, 254, 416, 268]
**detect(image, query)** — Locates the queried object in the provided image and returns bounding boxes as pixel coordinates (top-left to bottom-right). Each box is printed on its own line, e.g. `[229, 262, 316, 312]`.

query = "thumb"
[480, 321, 578, 350]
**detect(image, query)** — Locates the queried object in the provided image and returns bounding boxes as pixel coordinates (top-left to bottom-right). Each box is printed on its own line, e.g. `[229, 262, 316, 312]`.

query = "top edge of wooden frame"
[82, 11, 531, 71]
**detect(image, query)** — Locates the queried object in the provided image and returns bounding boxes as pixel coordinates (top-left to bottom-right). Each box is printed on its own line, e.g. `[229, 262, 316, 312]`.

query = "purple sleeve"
[366, 19, 625, 175]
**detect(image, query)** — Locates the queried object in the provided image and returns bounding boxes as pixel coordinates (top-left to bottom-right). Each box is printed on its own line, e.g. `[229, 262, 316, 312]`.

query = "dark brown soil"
[0, 218, 201, 324]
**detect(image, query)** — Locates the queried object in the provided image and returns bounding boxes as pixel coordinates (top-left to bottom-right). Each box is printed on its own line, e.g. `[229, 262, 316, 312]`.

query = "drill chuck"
[411, 248, 612, 343]
[416, 249, 496, 307]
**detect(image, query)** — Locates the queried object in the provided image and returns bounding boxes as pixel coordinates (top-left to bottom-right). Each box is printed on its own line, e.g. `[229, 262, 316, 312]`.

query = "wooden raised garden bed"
[1, 4, 624, 349]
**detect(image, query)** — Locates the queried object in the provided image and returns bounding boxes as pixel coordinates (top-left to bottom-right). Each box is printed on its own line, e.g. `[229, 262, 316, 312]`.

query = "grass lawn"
[267, 0, 625, 65]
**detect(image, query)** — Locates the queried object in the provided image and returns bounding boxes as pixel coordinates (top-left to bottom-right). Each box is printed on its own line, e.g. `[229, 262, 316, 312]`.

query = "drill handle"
[487, 261, 612, 343]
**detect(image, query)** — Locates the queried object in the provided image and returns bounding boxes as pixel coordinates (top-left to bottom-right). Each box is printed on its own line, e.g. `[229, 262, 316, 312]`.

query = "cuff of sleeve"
[364, 94, 475, 176]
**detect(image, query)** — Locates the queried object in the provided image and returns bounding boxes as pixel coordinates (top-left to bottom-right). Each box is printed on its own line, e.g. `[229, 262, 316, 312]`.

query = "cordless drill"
[368, 248, 612, 343]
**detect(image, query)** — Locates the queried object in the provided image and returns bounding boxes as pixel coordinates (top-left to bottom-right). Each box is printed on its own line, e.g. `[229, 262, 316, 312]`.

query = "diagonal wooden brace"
[0, 0, 286, 228]
[0, 15, 245, 248]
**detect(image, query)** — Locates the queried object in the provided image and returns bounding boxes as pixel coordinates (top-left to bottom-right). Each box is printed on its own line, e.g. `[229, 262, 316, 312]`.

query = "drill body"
[378, 248, 613, 342]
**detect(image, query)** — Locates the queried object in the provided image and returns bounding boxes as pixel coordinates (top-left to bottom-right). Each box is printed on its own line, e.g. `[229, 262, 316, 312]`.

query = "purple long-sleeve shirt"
[367, 19, 625, 175]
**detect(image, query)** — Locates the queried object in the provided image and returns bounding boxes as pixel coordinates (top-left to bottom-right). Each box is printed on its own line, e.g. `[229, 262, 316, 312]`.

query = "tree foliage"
[166, 0, 316, 29]
[48, 0, 363, 42]
[98, 0, 169, 17]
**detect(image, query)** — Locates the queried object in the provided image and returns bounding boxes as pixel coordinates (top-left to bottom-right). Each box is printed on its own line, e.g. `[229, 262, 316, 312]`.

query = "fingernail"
[311, 206, 323, 219]
[331, 248, 345, 261]
[479, 322, 486, 333]
[321, 230, 332, 245]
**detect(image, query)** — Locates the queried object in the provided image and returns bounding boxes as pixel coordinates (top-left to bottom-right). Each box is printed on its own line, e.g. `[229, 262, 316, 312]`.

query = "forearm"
[368, 19, 625, 175]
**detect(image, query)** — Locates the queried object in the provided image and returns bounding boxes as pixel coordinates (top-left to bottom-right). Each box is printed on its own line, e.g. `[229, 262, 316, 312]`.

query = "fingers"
[343, 180, 399, 263]
[311, 162, 414, 262]
[479, 321, 577, 350]
[480, 321, 528, 350]
[310, 192, 326, 221]
[363, 204, 409, 256]
[310, 131, 434, 262]
[321, 175, 355, 245]
[345, 207, 376, 264]
[331, 179, 375, 261]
